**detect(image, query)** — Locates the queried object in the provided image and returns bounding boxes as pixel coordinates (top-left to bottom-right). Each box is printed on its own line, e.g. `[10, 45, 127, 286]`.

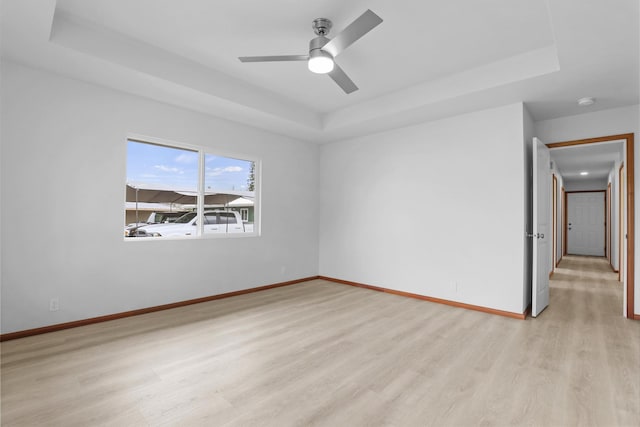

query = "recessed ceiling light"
[580, 171, 589, 176]
[577, 97, 595, 107]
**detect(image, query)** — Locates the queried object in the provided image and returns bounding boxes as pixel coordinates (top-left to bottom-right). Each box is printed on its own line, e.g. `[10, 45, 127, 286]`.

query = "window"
[125, 138, 258, 239]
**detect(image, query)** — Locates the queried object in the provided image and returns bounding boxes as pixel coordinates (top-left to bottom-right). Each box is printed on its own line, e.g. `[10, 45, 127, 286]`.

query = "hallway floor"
[551, 255, 624, 318]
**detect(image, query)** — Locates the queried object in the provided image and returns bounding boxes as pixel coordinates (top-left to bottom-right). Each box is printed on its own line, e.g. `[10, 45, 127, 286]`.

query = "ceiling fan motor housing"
[309, 35, 331, 55]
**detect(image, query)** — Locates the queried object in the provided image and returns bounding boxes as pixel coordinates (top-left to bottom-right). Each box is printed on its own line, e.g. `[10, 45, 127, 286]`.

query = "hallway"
[550, 255, 623, 319]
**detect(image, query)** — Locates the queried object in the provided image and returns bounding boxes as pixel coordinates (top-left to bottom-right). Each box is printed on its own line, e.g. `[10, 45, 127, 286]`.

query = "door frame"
[619, 163, 624, 280]
[607, 182, 611, 267]
[547, 133, 635, 319]
[562, 186, 566, 258]
[552, 174, 557, 276]
[565, 190, 606, 256]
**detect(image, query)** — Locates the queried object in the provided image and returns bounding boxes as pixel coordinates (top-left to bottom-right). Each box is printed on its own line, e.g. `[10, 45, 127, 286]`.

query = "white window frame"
[125, 134, 260, 240]
[240, 208, 249, 222]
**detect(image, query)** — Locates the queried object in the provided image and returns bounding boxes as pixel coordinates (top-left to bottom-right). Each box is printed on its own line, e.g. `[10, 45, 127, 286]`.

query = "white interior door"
[567, 192, 605, 256]
[532, 137, 551, 317]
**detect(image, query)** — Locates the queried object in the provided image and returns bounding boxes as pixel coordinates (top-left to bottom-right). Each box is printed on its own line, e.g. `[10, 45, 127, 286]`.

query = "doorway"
[566, 191, 605, 256]
[546, 134, 634, 319]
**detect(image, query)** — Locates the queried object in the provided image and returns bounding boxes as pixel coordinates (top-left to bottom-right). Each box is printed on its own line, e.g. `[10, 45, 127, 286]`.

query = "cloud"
[154, 164, 183, 174]
[175, 153, 197, 164]
[207, 166, 243, 176]
[224, 166, 243, 173]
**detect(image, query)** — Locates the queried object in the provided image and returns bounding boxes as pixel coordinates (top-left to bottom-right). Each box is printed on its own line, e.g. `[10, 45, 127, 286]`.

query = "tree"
[247, 162, 255, 191]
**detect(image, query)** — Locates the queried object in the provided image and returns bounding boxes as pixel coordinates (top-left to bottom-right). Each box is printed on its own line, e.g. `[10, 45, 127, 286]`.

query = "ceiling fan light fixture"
[308, 49, 334, 74]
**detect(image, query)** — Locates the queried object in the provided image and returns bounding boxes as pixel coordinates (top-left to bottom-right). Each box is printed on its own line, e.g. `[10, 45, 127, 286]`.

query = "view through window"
[125, 139, 257, 239]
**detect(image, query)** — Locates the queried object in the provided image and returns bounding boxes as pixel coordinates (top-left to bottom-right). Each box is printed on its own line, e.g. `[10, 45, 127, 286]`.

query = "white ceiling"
[550, 141, 624, 186]
[1, 0, 638, 143]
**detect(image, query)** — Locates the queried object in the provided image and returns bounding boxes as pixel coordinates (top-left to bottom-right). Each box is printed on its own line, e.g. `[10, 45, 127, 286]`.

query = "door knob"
[526, 232, 545, 239]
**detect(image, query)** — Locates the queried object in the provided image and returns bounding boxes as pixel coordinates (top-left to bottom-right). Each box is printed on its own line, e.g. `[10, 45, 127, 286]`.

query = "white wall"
[535, 105, 639, 144]
[563, 178, 607, 192]
[535, 105, 640, 315]
[3, 60, 636, 335]
[319, 103, 528, 314]
[0, 61, 320, 333]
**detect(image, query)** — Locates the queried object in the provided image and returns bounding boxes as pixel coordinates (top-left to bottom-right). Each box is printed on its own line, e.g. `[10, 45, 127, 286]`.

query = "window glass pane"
[220, 213, 235, 224]
[125, 140, 198, 238]
[204, 213, 218, 224]
[174, 212, 197, 224]
[204, 154, 255, 234]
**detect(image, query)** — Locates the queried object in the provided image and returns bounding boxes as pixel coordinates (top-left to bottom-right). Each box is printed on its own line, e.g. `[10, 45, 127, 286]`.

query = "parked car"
[146, 211, 186, 224]
[124, 211, 189, 237]
[131, 210, 253, 237]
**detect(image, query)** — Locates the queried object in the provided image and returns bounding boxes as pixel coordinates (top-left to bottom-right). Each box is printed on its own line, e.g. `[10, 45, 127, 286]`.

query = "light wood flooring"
[2, 256, 639, 426]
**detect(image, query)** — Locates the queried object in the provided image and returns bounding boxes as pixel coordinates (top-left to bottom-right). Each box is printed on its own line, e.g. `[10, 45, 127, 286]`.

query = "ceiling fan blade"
[328, 64, 358, 94]
[238, 55, 308, 62]
[321, 10, 383, 57]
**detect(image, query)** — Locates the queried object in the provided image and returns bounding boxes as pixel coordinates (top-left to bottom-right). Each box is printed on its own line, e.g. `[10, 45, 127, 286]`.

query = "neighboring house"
[227, 197, 255, 223]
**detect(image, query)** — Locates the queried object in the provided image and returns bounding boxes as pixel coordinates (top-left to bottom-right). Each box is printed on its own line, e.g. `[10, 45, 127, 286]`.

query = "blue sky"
[127, 140, 253, 192]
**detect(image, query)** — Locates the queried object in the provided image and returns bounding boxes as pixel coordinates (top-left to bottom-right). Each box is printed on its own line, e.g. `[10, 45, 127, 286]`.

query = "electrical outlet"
[49, 297, 59, 312]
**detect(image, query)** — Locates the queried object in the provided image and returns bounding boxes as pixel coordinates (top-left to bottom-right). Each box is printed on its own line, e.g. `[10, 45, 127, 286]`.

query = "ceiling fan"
[238, 10, 383, 94]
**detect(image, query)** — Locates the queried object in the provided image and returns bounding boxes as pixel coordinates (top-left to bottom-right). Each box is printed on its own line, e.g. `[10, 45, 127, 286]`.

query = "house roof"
[228, 197, 254, 207]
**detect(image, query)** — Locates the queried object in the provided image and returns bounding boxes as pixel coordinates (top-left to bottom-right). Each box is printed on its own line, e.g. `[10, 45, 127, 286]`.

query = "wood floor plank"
[2, 260, 639, 426]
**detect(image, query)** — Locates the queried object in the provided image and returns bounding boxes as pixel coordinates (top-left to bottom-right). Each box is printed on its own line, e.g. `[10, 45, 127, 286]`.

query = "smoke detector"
[577, 97, 595, 107]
